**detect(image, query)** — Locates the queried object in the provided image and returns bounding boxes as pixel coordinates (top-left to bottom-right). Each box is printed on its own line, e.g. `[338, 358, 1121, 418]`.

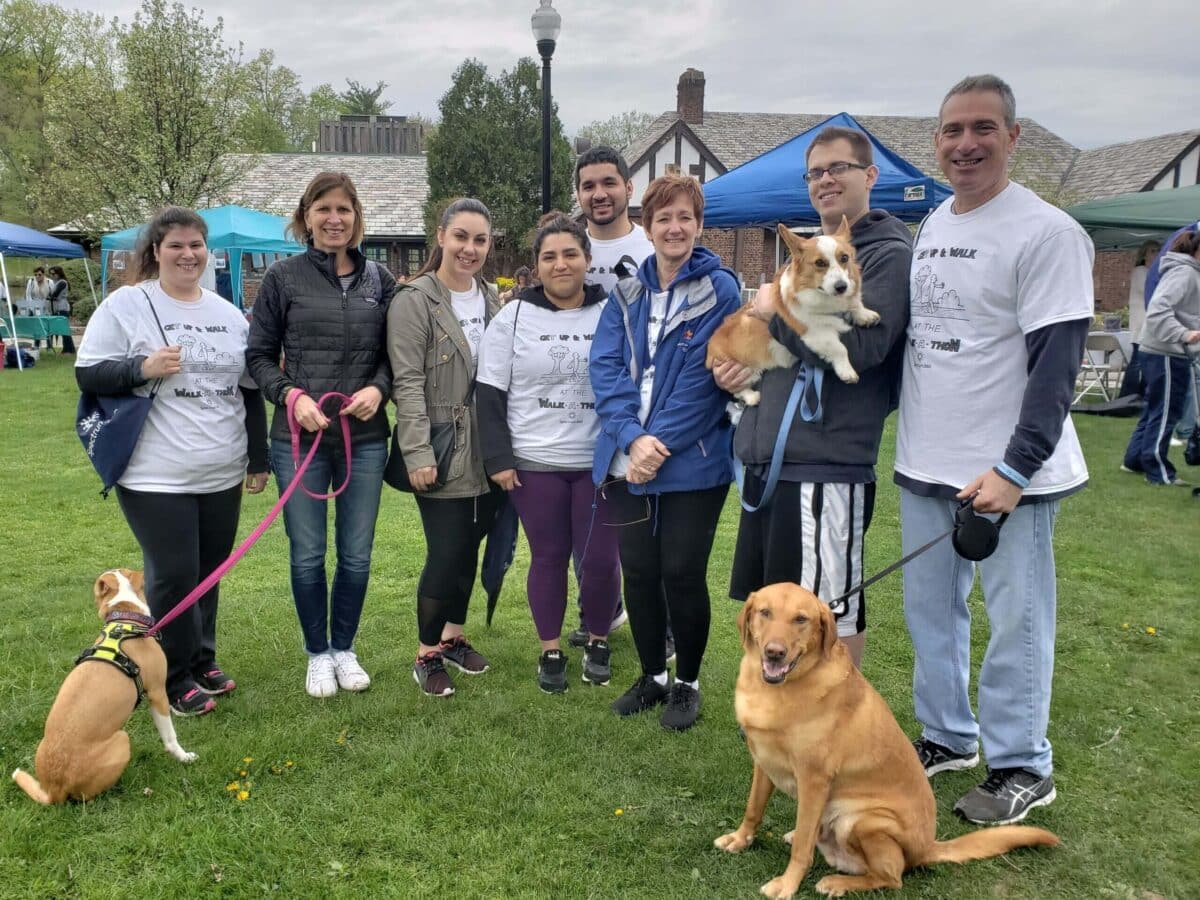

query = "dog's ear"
[777, 223, 805, 257]
[93, 572, 118, 610]
[127, 569, 146, 600]
[738, 593, 757, 651]
[834, 215, 852, 241]
[819, 600, 838, 659]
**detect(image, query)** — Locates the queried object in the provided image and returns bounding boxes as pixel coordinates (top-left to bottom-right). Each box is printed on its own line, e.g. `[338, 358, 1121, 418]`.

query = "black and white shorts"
[730, 477, 875, 637]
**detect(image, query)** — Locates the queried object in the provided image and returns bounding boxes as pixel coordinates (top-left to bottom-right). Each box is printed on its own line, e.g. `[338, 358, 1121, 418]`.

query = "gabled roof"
[1061, 131, 1200, 203]
[226, 153, 428, 238]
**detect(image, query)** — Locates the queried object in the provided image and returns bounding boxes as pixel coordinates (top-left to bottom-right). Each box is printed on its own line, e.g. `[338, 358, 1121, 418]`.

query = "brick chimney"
[677, 68, 705, 125]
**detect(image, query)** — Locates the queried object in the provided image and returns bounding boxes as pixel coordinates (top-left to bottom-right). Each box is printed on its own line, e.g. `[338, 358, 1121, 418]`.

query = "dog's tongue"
[762, 657, 790, 680]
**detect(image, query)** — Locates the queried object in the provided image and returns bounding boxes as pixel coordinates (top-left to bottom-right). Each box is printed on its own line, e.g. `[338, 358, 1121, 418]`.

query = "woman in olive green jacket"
[387, 198, 504, 698]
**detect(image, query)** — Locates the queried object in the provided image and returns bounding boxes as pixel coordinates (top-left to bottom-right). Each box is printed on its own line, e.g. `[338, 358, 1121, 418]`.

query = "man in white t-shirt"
[569, 146, 657, 648]
[576, 146, 654, 295]
[896, 75, 1093, 826]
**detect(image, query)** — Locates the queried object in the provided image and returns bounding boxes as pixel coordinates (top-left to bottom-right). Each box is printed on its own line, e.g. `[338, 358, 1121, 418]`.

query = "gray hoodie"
[1141, 251, 1200, 358]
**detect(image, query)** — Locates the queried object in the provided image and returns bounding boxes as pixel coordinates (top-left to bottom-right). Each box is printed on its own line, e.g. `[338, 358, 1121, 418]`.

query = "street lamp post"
[531, 0, 561, 215]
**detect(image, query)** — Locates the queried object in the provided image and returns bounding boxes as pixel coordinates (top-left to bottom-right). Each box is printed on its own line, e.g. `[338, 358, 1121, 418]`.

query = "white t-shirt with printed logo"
[587, 226, 654, 295]
[477, 299, 605, 470]
[77, 281, 254, 493]
[450, 283, 486, 364]
[895, 182, 1093, 495]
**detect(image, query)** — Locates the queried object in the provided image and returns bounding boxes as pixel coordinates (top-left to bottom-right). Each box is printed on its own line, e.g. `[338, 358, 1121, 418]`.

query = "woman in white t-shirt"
[76, 206, 269, 716]
[477, 213, 620, 694]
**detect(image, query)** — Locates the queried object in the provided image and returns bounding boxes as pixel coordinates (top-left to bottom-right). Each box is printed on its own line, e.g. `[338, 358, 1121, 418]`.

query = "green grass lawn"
[1, 353, 1196, 899]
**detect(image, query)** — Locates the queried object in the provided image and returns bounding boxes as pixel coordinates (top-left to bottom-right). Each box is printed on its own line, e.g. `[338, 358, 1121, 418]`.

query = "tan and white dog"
[706, 219, 879, 406]
[12, 569, 197, 804]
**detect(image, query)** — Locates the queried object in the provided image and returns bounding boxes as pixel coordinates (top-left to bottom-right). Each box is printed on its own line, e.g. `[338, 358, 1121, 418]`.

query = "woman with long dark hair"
[76, 206, 268, 715]
[387, 197, 504, 698]
[248, 172, 396, 698]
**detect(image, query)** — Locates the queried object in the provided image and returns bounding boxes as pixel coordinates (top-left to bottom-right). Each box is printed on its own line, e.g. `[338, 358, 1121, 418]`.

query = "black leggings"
[116, 484, 242, 698]
[414, 490, 505, 647]
[606, 482, 729, 682]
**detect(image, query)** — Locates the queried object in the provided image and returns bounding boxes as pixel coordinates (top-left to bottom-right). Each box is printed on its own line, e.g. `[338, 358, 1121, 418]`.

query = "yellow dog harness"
[74, 613, 157, 707]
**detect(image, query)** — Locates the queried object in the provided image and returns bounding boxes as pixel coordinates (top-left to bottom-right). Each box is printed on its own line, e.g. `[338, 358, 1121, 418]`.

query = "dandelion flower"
[1146, 626, 1157, 635]
[243, 757, 253, 764]
[226, 781, 240, 792]
[239, 770, 248, 777]
[285, 761, 295, 768]
[236, 790, 249, 801]
[1121, 623, 1130, 630]
[614, 808, 624, 816]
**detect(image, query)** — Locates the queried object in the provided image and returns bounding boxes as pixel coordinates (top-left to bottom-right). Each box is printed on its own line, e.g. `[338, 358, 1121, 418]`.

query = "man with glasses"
[715, 125, 912, 668]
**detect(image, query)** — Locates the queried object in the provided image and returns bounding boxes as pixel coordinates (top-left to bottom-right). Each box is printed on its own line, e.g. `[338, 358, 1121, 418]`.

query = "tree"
[576, 110, 656, 154]
[235, 49, 305, 152]
[425, 57, 573, 271]
[41, 0, 247, 230]
[339, 79, 390, 116]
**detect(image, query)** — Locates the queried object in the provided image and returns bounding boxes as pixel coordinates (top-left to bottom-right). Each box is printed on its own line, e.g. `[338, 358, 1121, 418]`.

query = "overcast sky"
[63, 0, 1196, 150]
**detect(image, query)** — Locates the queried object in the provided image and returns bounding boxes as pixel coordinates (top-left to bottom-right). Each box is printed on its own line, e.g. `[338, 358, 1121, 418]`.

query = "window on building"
[405, 246, 425, 275]
[361, 244, 388, 263]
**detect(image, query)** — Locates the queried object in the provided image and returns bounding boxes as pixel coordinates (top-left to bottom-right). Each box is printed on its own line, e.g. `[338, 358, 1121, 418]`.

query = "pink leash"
[148, 391, 354, 637]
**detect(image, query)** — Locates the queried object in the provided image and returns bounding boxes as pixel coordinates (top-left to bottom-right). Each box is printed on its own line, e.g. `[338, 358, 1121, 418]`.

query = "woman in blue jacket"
[590, 173, 740, 731]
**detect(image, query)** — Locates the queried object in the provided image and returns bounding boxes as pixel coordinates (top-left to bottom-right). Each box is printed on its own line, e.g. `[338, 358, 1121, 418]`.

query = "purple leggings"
[509, 469, 621, 642]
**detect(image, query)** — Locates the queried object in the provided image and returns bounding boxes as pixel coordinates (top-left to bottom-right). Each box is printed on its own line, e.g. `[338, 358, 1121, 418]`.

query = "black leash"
[825, 523, 956, 615]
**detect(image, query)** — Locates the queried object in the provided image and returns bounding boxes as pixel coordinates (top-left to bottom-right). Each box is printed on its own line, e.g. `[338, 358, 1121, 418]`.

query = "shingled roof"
[1061, 130, 1200, 203]
[224, 152, 429, 238]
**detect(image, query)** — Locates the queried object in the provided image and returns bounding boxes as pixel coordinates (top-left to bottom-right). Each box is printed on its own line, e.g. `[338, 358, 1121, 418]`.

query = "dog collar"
[105, 610, 155, 628]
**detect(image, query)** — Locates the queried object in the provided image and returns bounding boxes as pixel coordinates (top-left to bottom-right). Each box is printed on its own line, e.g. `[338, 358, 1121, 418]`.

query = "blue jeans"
[1122, 353, 1189, 484]
[900, 490, 1059, 778]
[271, 438, 386, 654]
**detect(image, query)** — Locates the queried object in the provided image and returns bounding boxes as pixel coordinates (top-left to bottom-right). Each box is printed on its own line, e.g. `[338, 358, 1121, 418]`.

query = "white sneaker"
[305, 653, 337, 698]
[1169, 437, 1185, 448]
[332, 650, 371, 692]
[609, 608, 629, 632]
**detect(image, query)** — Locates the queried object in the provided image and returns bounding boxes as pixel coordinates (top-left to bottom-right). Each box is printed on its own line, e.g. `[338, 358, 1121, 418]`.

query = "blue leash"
[733, 365, 824, 513]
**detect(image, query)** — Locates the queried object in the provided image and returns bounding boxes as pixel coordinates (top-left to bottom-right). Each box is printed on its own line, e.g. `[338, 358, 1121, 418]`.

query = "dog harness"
[73, 612, 157, 708]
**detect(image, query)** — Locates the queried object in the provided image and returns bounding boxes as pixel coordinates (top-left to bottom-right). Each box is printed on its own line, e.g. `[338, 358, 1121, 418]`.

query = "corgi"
[12, 570, 197, 804]
[706, 219, 879, 406]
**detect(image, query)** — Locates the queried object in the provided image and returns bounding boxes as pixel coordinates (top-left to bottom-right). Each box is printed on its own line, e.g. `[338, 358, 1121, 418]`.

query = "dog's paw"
[833, 362, 859, 384]
[782, 829, 795, 846]
[814, 875, 852, 897]
[740, 389, 761, 407]
[175, 750, 198, 764]
[851, 308, 880, 327]
[714, 830, 755, 853]
[760, 876, 800, 899]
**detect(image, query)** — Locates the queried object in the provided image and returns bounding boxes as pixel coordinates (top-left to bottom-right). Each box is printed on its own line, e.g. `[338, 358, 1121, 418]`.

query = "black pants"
[414, 489, 505, 647]
[117, 484, 242, 698]
[606, 482, 729, 682]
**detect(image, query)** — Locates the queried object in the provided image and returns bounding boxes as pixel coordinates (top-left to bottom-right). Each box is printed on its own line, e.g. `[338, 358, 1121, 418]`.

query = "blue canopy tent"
[99, 205, 304, 308]
[702, 113, 952, 230]
[1, 220, 93, 371]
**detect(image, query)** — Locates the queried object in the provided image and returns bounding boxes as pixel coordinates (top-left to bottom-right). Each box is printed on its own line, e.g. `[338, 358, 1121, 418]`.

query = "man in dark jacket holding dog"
[715, 125, 912, 668]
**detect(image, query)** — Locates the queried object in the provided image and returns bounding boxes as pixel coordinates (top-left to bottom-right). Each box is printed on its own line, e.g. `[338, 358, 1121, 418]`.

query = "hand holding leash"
[287, 389, 329, 432]
[957, 471, 1022, 515]
[340, 385, 383, 421]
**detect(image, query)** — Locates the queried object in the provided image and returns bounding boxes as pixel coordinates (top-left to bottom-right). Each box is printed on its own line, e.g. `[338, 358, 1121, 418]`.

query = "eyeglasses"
[803, 162, 868, 183]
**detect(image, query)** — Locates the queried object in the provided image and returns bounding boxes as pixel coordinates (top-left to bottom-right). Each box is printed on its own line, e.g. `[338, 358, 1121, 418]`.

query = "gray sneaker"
[582, 639, 612, 686]
[954, 768, 1056, 825]
[538, 650, 568, 694]
[912, 737, 980, 777]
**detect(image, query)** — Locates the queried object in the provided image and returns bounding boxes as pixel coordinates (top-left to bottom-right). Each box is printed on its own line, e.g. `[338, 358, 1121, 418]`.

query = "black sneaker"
[612, 674, 671, 717]
[912, 737, 980, 776]
[582, 639, 612, 686]
[413, 652, 455, 697]
[660, 682, 702, 732]
[439, 636, 490, 674]
[567, 627, 588, 649]
[954, 768, 1056, 825]
[194, 666, 236, 696]
[170, 685, 216, 717]
[538, 650, 568, 694]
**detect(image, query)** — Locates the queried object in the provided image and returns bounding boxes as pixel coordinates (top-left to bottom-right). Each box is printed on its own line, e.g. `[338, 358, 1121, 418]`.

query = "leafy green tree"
[425, 57, 572, 271]
[577, 110, 656, 154]
[41, 0, 246, 230]
[236, 49, 305, 152]
[339, 79, 390, 116]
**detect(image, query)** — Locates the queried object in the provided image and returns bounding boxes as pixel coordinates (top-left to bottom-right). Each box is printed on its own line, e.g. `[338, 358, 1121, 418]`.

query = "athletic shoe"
[413, 652, 454, 697]
[912, 737, 980, 777]
[582, 639, 612, 686]
[538, 650, 568, 694]
[609, 607, 628, 632]
[439, 636, 490, 674]
[1169, 436, 1185, 448]
[953, 768, 1056, 825]
[1153, 476, 1192, 487]
[664, 633, 677, 666]
[1119, 464, 1141, 474]
[305, 653, 337, 698]
[660, 682, 702, 731]
[194, 666, 236, 696]
[612, 674, 671, 717]
[170, 685, 216, 717]
[331, 650, 371, 692]
[566, 627, 589, 649]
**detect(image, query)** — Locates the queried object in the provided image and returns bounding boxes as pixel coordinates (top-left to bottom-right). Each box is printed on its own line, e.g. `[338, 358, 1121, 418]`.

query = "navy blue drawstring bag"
[75, 287, 168, 497]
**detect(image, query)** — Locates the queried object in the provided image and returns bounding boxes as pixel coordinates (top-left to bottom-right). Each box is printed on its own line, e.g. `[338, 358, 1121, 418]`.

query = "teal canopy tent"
[1067, 185, 1200, 250]
[99, 205, 304, 307]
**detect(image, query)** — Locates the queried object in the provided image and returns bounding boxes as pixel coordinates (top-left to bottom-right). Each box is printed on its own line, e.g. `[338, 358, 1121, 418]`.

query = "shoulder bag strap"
[138, 285, 170, 401]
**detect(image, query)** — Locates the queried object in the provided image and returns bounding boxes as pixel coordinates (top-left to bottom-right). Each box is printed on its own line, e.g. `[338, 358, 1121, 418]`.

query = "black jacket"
[733, 210, 913, 483]
[247, 245, 396, 445]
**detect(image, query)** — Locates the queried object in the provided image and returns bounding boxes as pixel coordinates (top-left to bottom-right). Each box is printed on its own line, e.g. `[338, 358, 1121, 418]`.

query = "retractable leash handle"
[149, 391, 353, 637]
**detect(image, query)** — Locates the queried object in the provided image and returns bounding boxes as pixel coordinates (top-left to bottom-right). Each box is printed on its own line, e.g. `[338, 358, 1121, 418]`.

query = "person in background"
[589, 173, 741, 732]
[1122, 227, 1200, 485]
[477, 212, 620, 694]
[1118, 240, 1161, 399]
[24, 266, 51, 348]
[499, 266, 530, 304]
[76, 206, 269, 716]
[387, 198, 504, 699]
[47, 266, 76, 353]
[248, 171, 395, 699]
